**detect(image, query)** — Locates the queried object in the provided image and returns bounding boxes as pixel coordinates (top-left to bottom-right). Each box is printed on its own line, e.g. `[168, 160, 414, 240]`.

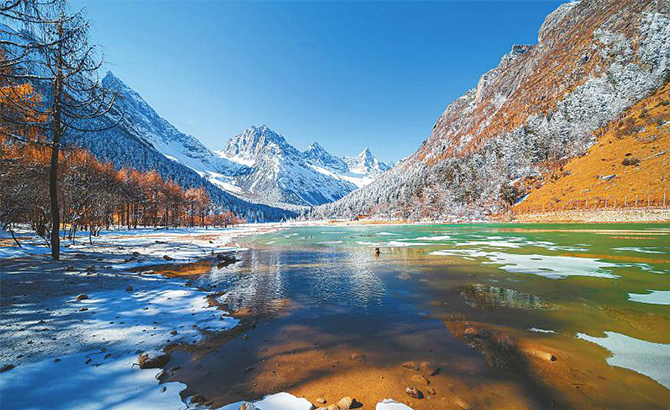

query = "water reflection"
[454, 283, 552, 310]
[199, 248, 386, 317]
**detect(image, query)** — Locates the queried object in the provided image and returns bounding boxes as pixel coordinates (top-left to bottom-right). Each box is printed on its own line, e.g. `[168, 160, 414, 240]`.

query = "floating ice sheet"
[431, 250, 618, 279]
[628, 290, 670, 306]
[578, 331, 670, 390]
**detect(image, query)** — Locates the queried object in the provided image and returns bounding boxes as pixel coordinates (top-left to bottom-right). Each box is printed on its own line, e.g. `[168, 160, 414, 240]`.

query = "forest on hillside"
[0, 0, 244, 259]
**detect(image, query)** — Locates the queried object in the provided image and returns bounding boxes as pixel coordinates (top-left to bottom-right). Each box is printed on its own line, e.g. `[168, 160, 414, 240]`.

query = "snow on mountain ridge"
[344, 147, 391, 175]
[102, 71, 245, 177]
[100, 73, 391, 209]
[213, 125, 391, 208]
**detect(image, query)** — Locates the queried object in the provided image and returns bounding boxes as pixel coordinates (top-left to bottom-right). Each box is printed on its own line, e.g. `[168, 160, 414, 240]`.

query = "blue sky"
[75, 0, 565, 162]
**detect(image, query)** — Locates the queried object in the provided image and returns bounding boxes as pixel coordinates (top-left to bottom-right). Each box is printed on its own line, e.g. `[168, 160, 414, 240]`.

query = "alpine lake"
[155, 223, 670, 410]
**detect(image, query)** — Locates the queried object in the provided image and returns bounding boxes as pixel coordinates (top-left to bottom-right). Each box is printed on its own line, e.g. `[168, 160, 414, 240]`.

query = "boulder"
[162, 255, 174, 261]
[401, 361, 421, 371]
[76, 294, 89, 301]
[138, 352, 171, 369]
[405, 387, 423, 399]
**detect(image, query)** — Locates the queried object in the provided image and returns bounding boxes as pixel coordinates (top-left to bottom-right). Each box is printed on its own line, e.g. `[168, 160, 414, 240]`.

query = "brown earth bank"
[504, 208, 670, 223]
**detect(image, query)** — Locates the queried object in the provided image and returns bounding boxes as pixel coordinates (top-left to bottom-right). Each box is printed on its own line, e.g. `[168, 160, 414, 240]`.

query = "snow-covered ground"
[0, 225, 417, 410]
[0, 225, 301, 410]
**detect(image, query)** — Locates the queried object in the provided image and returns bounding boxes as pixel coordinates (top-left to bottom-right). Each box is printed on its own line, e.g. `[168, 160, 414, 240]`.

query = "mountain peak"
[345, 147, 389, 175]
[102, 70, 129, 91]
[359, 147, 373, 158]
[223, 125, 293, 162]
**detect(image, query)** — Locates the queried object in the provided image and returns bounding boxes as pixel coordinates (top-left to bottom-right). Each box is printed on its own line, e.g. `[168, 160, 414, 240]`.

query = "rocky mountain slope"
[512, 80, 670, 214]
[315, 0, 670, 220]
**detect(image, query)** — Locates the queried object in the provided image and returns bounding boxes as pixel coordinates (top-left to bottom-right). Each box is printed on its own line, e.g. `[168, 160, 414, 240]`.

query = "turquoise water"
[172, 223, 670, 409]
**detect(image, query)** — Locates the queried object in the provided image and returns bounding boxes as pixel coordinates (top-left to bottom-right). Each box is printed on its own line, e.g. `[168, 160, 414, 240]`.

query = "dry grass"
[513, 82, 670, 213]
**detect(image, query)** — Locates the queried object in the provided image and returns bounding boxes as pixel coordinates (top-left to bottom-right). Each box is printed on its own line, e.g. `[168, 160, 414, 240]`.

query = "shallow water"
[163, 223, 670, 409]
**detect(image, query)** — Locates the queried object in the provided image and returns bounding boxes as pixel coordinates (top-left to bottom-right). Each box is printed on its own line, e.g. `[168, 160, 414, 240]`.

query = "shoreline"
[0, 225, 296, 410]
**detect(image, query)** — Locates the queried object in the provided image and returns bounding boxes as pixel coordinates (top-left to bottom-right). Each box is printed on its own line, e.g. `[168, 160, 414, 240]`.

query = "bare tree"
[1, 0, 119, 260]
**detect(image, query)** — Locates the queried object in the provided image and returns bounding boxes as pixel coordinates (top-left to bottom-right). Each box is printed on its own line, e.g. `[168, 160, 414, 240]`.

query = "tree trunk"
[49, 21, 64, 261]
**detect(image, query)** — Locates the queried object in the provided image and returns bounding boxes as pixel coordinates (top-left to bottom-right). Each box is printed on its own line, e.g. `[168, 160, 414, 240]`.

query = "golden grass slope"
[513, 81, 670, 213]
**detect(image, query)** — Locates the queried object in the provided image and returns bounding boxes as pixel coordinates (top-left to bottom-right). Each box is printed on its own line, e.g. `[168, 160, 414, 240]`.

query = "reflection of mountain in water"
[203, 249, 386, 316]
[454, 284, 551, 311]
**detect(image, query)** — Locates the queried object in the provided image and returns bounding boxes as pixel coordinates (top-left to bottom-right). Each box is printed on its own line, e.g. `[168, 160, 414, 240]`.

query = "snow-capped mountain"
[303, 142, 349, 174]
[344, 148, 391, 175]
[214, 125, 390, 208]
[75, 73, 390, 211]
[65, 72, 292, 221]
[101, 73, 245, 177]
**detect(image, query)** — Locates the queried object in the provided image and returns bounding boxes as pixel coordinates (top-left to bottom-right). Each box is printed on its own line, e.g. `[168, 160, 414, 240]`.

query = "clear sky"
[74, 0, 565, 163]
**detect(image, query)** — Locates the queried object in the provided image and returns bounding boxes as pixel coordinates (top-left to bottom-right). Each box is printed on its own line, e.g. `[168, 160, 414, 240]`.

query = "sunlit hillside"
[514, 80, 670, 213]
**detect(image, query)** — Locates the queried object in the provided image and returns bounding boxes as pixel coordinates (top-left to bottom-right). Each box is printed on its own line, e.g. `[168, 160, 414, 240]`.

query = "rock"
[316, 398, 327, 405]
[85, 266, 95, 272]
[138, 352, 171, 369]
[163, 255, 174, 261]
[349, 353, 366, 361]
[410, 374, 430, 385]
[240, 404, 257, 410]
[622, 156, 640, 166]
[455, 398, 470, 409]
[525, 348, 557, 363]
[76, 294, 89, 301]
[401, 361, 421, 371]
[216, 253, 239, 267]
[421, 361, 440, 376]
[405, 387, 423, 399]
[1, 364, 15, 373]
[132, 251, 141, 257]
[79, 307, 88, 312]
[231, 308, 254, 318]
[336, 396, 358, 409]
[191, 394, 207, 404]
[170, 330, 178, 336]
[126, 286, 133, 292]
[463, 327, 479, 336]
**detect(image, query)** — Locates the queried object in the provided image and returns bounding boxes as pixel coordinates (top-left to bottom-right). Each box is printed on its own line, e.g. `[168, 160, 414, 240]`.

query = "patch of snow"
[628, 290, 670, 306]
[431, 250, 619, 279]
[216, 392, 314, 410]
[528, 327, 556, 334]
[0, 352, 189, 410]
[614, 247, 666, 254]
[578, 331, 670, 390]
[376, 399, 415, 410]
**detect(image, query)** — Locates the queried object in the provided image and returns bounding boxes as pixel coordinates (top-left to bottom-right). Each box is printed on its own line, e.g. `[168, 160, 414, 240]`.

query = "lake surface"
[163, 223, 670, 410]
